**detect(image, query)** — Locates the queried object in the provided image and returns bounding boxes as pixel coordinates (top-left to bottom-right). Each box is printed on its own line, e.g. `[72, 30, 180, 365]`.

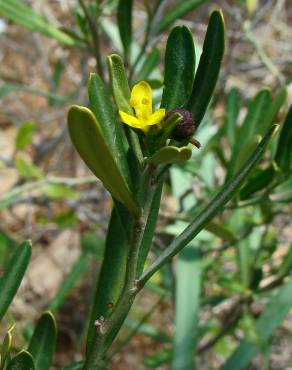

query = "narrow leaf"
[117, 0, 133, 60]
[107, 54, 132, 114]
[274, 105, 292, 175]
[240, 165, 276, 200]
[221, 277, 292, 370]
[136, 49, 160, 81]
[157, 0, 206, 34]
[138, 125, 279, 285]
[172, 246, 202, 370]
[186, 10, 225, 127]
[146, 146, 192, 165]
[107, 54, 143, 163]
[28, 312, 57, 370]
[48, 255, 87, 313]
[137, 181, 163, 275]
[161, 26, 195, 110]
[225, 88, 241, 147]
[6, 351, 34, 370]
[0, 241, 31, 320]
[1, 324, 15, 370]
[86, 207, 128, 355]
[269, 177, 292, 203]
[238, 88, 272, 141]
[88, 73, 131, 186]
[67, 105, 140, 214]
[0, 0, 76, 45]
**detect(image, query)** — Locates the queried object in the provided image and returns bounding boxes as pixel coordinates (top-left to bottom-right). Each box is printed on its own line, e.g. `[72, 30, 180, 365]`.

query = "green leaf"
[0, 0, 77, 45]
[58, 362, 84, 370]
[157, 0, 206, 34]
[186, 10, 225, 127]
[48, 255, 87, 313]
[41, 184, 79, 200]
[227, 134, 262, 179]
[88, 73, 131, 187]
[274, 105, 292, 175]
[146, 146, 192, 165]
[240, 165, 276, 200]
[0, 241, 31, 320]
[172, 246, 202, 370]
[144, 348, 172, 368]
[15, 122, 36, 150]
[15, 157, 44, 180]
[107, 54, 132, 114]
[221, 277, 292, 370]
[277, 246, 292, 279]
[0, 83, 73, 104]
[136, 48, 160, 81]
[269, 177, 292, 203]
[138, 125, 279, 285]
[86, 207, 128, 355]
[117, 0, 133, 60]
[67, 105, 140, 214]
[6, 351, 34, 370]
[264, 86, 287, 130]
[205, 222, 236, 243]
[107, 54, 143, 163]
[238, 88, 272, 140]
[28, 312, 57, 370]
[0, 324, 15, 370]
[137, 181, 163, 275]
[225, 88, 241, 147]
[161, 26, 195, 110]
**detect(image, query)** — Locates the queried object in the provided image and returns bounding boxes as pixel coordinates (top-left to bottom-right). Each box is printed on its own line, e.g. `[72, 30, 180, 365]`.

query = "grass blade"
[172, 245, 202, 370]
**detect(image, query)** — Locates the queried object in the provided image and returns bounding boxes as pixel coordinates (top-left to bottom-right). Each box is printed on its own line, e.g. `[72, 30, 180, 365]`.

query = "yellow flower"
[119, 81, 166, 133]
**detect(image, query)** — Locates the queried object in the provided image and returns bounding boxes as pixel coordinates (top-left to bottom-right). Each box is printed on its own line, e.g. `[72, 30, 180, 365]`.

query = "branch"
[137, 125, 279, 289]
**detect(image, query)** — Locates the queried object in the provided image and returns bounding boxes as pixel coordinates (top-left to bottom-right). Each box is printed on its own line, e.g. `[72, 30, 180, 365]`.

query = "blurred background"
[0, 0, 291, 369]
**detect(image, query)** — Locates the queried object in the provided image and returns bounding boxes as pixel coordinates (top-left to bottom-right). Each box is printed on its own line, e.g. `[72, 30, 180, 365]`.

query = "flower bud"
[166, 108, 196, 140]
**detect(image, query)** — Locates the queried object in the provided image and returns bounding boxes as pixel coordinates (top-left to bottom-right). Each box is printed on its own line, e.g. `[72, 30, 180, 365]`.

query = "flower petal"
[130, 81, 152, 119]
[119, 111, 141, 128]
[146, 108, 166, 125]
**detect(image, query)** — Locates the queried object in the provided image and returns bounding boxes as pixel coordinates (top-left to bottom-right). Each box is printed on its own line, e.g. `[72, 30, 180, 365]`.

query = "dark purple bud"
[166, 108, 196, 141]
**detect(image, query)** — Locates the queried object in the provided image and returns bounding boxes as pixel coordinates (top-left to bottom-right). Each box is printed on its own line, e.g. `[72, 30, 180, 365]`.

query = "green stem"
[129, 0, 167, 81]
[83, 172, 159, 369]
[78, 0, 104, 80]
[137, 125, 278, 289]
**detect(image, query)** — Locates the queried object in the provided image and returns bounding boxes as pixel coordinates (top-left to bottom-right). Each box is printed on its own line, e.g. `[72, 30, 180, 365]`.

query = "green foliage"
[0, 2, 291, 369]
[117, 0, 133, 61]
[27, 312, 57, 370]
[0, 241, 31, 320]
[15, 122, 36, 150]
[146, 146, 192, 165]
[187, 10, 225, 126]
[161, 25, 195, 110]
[6, 351, 34, 370]
[67, 105, 140, 214]
[221, 277, 292, 370]
[15, 157, 43, 180]
[0, 0, 77, 45]
[172, 246, 202, 370]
